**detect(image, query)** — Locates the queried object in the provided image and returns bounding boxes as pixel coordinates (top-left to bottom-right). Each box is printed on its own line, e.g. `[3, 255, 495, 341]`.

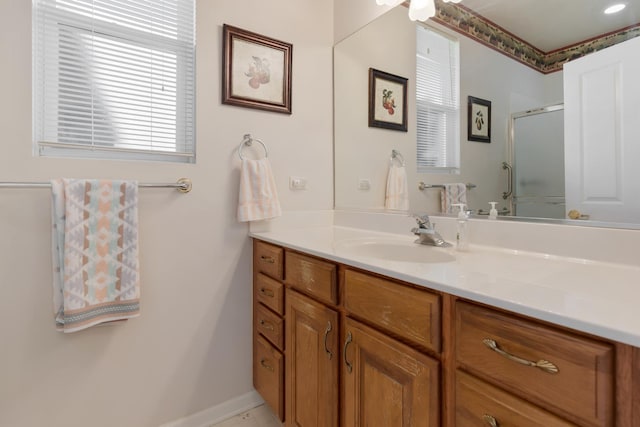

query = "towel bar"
[0, 178, 193, 193]
[418, 182, 476, 191]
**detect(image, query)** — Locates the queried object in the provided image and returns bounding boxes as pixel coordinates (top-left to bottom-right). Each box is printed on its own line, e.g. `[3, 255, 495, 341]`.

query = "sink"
[333, 237, 455, 263]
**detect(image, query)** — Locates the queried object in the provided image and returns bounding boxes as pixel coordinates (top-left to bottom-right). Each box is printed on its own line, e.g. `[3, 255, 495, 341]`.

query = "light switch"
[358, 179, 371, 191]
[289, 176, 307, 190]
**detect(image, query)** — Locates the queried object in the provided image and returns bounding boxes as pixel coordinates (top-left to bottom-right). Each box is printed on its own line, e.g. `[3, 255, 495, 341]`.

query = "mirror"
[334, 1, 640, 229]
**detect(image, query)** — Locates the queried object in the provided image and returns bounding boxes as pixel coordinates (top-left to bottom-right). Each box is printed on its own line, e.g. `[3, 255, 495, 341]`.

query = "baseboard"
[159, 390, 264, 427]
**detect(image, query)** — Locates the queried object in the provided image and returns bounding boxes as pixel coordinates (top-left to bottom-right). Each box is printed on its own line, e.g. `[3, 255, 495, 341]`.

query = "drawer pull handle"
[260, 358, 274, 372]
[343, 331, 353, 373]
[259, 319, 275, 331]
[260, 255, 276, 264]
[259, 287, 275, 298]
[482, 415, 498, 427]
[324, 321, 333, 360]
[483, 338, 559, 374]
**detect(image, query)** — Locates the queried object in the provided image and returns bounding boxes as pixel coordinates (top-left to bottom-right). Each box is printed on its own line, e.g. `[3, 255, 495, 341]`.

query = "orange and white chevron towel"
[51, 179, 140, 333]
[440, 183, 467, 214]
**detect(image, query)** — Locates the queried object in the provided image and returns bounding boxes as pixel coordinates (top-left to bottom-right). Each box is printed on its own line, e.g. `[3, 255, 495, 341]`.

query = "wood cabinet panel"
[254, 240, 284, 280]
[456, 301, 614, 426]
[254, 334, 284, 422]
[285, 251, 337, 305]
[456, 370, 575, 426]
[255, 273, 284, 315]
[344, 269, 441, 352]
[285, 290, 339, 427]
[342, 317, 440, 427]
[256, 303, 284, 351]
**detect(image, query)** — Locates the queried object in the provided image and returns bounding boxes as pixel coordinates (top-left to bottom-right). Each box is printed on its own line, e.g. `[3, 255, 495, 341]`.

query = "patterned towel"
[51, 179, 140, 333]
[440, 183, 467, 214]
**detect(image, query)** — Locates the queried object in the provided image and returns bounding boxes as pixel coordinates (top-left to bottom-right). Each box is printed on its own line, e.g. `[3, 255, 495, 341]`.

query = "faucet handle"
[411, 213, 431, 228]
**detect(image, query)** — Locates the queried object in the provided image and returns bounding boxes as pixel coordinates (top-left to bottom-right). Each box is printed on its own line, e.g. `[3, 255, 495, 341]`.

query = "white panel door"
[563, 36, 640, 224]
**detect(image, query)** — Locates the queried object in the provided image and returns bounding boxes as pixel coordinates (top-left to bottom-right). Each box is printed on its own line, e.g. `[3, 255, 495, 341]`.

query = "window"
[33, 0, 196, 162]
[416, 25, 460, 173]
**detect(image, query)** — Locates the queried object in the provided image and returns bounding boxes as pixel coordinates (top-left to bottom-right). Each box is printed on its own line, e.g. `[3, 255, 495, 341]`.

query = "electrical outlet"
[358, 179, 371, 190]
[289, 176, 307, 190]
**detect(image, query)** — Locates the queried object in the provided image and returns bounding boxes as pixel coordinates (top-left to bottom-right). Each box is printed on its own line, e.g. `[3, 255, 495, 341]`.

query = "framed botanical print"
[468, 96, 491, 142]
[368, 68, 408, 132]
[222, 24, 293, 114]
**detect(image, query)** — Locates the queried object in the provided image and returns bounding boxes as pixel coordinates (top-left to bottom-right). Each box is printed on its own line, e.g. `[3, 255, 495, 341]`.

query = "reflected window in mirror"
[416, 25, 460, 174]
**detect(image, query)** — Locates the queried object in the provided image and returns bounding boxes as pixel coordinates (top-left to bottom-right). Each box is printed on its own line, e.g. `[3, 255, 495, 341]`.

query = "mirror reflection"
[334, 1, 640, 228]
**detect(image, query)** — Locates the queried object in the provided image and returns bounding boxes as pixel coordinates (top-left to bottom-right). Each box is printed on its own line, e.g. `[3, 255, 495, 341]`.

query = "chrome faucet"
[411, 214, 450, 247]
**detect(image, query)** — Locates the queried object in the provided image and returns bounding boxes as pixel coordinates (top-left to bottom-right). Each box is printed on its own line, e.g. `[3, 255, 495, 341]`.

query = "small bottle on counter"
[488, 202, 498, 219]
[452, 203, 469, 251]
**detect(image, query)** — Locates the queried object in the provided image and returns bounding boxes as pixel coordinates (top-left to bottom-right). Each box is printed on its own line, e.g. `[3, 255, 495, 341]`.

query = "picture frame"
[222, 24, 293, 114]
[368, 68, 408, 132]
[468, 96, 491, 142]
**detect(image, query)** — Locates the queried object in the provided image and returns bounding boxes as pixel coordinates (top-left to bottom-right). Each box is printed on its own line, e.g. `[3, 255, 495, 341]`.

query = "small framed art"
[222, 24, 293, 114]
[468, 96, 491, 142]
[368, 68, 408, 132]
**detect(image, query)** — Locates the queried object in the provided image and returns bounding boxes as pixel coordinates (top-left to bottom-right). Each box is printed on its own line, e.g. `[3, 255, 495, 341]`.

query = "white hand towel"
[440, 183, 467, 214]
[238, 158, 282, 222]
[384, 165, 409, 211]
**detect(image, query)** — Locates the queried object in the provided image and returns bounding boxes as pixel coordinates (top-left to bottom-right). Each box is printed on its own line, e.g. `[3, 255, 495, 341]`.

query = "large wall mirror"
[334, 0, 640, 229]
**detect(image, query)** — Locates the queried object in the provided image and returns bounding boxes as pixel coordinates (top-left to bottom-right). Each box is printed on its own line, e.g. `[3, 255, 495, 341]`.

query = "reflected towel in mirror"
[385, 165, 409, 211]
[441, 183, 467, 214]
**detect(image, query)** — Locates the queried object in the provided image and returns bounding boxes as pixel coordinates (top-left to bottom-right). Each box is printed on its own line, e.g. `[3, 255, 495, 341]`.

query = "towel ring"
[238, 134, 268, 160]
[390, 149, 405, 167]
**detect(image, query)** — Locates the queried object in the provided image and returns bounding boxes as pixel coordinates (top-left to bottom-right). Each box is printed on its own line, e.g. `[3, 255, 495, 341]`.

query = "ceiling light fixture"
[604, 3, 626, 14]
[376, 0, 462, 22]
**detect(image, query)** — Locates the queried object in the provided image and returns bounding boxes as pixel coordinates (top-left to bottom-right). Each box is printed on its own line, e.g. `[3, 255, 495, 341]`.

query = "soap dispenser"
[488, 202, 498, 220]
[452, 203, 469, 251]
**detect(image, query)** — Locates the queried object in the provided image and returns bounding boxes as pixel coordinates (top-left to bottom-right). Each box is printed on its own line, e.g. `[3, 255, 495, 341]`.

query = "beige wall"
[0, 1, 333, 426]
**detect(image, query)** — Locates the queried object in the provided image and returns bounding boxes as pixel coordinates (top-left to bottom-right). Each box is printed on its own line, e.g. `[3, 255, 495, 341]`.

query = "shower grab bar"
[0, 178, 192, 193]
[502, 161, 512, 200]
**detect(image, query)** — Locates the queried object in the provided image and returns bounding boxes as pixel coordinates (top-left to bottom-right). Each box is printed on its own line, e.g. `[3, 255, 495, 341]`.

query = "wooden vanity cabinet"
[252, 240, 286, 421]
[252, 239, 640, 426]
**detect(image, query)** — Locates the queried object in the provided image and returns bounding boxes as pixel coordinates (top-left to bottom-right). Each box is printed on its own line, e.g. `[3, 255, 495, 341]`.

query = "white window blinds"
[416, 25, 460, 173]
[33, 0, 196, 162]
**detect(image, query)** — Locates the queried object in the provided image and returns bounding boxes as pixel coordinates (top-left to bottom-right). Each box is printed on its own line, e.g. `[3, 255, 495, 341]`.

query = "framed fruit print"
[222, 24, 293, 114]
[468, 96, 491, 142]
[368, 68, 408, 132]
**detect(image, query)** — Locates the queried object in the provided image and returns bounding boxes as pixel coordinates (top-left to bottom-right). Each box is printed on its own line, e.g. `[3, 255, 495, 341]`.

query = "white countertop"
[250, 224, 640, 348]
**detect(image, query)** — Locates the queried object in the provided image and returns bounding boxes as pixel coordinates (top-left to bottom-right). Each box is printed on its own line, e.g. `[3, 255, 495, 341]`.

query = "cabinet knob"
[260, 358, 274, 372]
[259, 319, 275, 331]
[324, 321, 333, 360]
[259, 287, 275, 298]
[343, 331, 353, 373]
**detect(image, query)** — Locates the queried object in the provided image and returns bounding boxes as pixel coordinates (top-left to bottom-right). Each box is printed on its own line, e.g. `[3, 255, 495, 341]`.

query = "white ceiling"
[460, 0, 640, 52]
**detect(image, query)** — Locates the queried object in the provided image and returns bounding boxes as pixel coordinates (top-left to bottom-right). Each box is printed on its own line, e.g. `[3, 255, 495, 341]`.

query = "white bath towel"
[440, 183, 467, 214]
[238, 158, 282, 222]
[384, 165, 409, 211]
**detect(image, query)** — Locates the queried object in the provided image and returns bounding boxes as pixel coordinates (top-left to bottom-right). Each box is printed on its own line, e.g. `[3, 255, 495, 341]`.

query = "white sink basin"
[333, 237, 455, 264]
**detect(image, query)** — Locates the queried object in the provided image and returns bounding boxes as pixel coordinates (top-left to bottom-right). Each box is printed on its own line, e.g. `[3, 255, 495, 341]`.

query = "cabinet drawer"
[456, 370, 575, 426]
[255, 303, 284, 351]
[284, 251, 337, 305]
[254, 240, 283, 280]
[254, 334, 284, 422]
[344, 269, 441, 352]
[456, 302, 614, 426]
[255, 273, 284, 315]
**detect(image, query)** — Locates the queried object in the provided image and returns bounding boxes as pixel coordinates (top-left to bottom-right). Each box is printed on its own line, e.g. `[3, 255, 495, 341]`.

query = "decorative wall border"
[431, 1, 640, 74]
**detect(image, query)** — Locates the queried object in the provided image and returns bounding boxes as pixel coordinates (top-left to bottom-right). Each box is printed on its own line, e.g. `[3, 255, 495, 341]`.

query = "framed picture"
[222, 24, 293, 114]
[368, 68, 408, 132]
[468, 96, 491, 142]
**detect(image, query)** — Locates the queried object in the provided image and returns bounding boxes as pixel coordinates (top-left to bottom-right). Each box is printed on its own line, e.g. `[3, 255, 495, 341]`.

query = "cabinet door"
[285, 290, 339, 427]
[342, 317, 440, 427]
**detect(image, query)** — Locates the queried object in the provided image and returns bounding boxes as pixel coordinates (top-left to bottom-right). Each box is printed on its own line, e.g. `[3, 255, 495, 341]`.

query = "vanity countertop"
[250, 225, 640, 347]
